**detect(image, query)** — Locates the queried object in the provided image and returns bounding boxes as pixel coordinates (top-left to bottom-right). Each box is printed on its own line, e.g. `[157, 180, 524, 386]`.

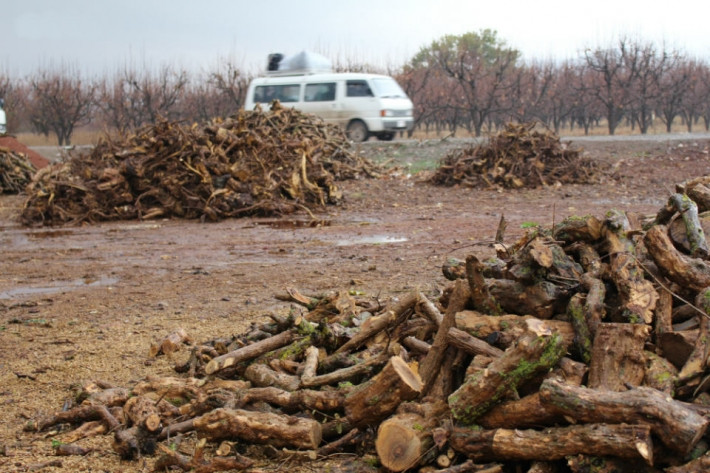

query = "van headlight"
[381, 110, 393, 117]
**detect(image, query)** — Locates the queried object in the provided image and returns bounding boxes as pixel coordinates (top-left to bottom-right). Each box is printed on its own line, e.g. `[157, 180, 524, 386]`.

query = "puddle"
[253, 219, 331, 229]
[335, 235, 408, 246]
[28, 230, 74, 239]
[0, 276, 119, 299]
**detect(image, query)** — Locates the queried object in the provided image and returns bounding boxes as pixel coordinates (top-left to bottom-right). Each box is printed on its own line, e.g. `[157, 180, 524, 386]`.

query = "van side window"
[346, 80, 373, 97]
[254, 84, 300, 103]
[304, 83, 336, 102]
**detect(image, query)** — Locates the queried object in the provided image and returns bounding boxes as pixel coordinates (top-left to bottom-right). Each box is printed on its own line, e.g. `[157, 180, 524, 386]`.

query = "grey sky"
[3, 0, 709, 77]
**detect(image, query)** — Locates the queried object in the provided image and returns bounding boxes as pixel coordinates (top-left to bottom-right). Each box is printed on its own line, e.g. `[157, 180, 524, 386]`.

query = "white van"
[0, 98, 6, 135]
[244, 52, 414, 142]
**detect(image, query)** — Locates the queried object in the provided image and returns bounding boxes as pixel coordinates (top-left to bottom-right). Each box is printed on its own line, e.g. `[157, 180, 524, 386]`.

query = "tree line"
[2, 30, 710, 145]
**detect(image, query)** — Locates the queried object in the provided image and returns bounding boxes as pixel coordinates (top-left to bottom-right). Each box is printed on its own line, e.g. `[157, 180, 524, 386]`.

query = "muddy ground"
[1, 135, 710, 472]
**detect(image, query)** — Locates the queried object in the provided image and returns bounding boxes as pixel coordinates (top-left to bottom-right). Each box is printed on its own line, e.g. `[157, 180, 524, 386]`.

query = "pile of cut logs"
[31, 176, 710, 472]
[429, 122, 604, 189]
[0, 146, 36, 194]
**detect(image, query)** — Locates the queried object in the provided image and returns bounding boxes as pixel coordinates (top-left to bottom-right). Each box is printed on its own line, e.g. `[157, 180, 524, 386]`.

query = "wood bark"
[538, 377, 709, 455]
[447, 327, 503, 357]
[450, 424, 653, 465]
[587, 322, 649, 391]
[645, 225, 710, 291]
[665, 452, 710, 473]
[486, 279, 564, 319]
[448, 325, 566, 424]
[553, 215, 604, 243]
[344, 355, 423, 427]
[193, 407, 322, 449]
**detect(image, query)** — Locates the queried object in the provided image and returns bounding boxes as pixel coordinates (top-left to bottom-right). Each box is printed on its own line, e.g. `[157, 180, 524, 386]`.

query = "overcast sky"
[3, 0, 709, 77]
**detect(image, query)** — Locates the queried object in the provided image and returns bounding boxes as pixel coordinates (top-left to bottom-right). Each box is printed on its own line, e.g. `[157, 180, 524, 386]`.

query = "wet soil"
[1, 136, 709, 472]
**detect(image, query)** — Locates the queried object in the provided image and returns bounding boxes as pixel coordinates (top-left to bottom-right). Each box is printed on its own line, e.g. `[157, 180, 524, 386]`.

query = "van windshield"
[370, 78, 407, 99]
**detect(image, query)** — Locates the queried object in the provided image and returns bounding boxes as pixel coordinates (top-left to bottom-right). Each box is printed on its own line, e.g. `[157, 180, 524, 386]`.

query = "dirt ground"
[1, 135, 710, 472]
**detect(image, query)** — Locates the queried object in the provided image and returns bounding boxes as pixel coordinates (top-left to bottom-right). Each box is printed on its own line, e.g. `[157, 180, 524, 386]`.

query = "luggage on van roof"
[267, 51, 333, 76]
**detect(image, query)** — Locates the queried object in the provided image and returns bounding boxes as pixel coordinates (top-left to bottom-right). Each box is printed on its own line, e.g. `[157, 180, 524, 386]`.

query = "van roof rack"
[266, 51, 333, 76]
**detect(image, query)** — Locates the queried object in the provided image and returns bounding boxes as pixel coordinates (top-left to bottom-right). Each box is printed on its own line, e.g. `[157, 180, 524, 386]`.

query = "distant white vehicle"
[244, 52, 414, 142]
[0, 98, 6, 135]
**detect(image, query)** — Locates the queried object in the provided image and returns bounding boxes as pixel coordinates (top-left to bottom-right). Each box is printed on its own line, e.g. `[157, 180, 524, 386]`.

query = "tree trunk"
[645, 225, 710, 291]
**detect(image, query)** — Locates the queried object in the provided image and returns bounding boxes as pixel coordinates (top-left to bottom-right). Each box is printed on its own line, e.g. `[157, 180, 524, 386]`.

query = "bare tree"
[656, 57, 694, 132]
[208, 61, 250, 113]
[28, 67, 96, 145]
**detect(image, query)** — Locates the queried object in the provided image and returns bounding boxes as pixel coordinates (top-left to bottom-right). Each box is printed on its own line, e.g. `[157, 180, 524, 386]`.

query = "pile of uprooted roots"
[0, 146, 36, 194]
[19, 102, 381, 226]
[430, 122, 605, 188]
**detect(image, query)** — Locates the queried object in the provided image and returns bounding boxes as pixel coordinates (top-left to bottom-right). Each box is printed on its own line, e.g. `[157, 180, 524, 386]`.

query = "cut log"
[567, 293, 592, 363]
[553, 215, 604, 243]
[333, 291, 419, 355]
[419, 279, 470, 395]
[538, 377, 709, 455]
[344, 355, 423, 427]
[669, 193, 709, 258]
[124, 395, 162, 432]
[193, 407, 322, 449]
[677, 311, 710, 385]
[149, 328, 192, 357]
[466, 255, 500, 315]
[37, 404, 120, 432]
[654, 286, 674, 343]
[455, 311, 574, 349]
[235, 386, 345, 412]
[299, 352, 388, 388]
[643, 351, 678, 395]
[375, 401, 448, 472]
[587, 322, 649, 391]
[448, 324, 566, 424]
[204, 329, 296, 375]
[665, 452, 710, 473]
[243, 363, 300, 391]
[580, 273, 606, 336]
[645, 225, 710, 292]
[487, 279, 564, 319]
[450, 424, 653, 464]
[447, 327, 503, 358]
[58, 420, 107, 444]
[604, 211, 658, 323]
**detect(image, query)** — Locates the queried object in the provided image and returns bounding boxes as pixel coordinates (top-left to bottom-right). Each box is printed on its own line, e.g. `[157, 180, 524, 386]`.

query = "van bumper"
[382, 118, 414, 131]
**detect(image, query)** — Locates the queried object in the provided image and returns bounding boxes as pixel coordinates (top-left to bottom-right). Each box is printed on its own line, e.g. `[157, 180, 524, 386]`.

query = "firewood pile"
[29, 176, 710, 473]
[0, 146, 36, 194]
[19, 101, 380, 226]
[429, 122, 605, 189]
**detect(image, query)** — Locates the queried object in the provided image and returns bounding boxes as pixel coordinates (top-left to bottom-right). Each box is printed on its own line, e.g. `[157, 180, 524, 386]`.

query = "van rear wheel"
[346, 120, 369, 142]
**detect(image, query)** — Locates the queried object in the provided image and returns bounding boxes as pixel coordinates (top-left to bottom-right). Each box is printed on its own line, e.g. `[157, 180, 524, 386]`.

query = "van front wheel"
[346, 120, 369, 142]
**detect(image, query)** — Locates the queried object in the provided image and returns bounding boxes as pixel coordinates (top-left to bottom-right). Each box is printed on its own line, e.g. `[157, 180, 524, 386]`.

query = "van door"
[338, 79, 380, 128]
[299, 82, 339, 123]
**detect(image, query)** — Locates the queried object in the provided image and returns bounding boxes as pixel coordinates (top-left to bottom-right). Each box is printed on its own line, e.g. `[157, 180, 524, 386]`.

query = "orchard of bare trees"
[2, 30, 710, 145]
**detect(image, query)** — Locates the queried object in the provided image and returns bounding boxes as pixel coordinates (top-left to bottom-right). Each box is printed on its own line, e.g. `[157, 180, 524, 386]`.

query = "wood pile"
[0, 146, 36, 194]
[19, 101, 380, 226]
[30, 176, 710, 472]
[429, 122, 605, 189]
